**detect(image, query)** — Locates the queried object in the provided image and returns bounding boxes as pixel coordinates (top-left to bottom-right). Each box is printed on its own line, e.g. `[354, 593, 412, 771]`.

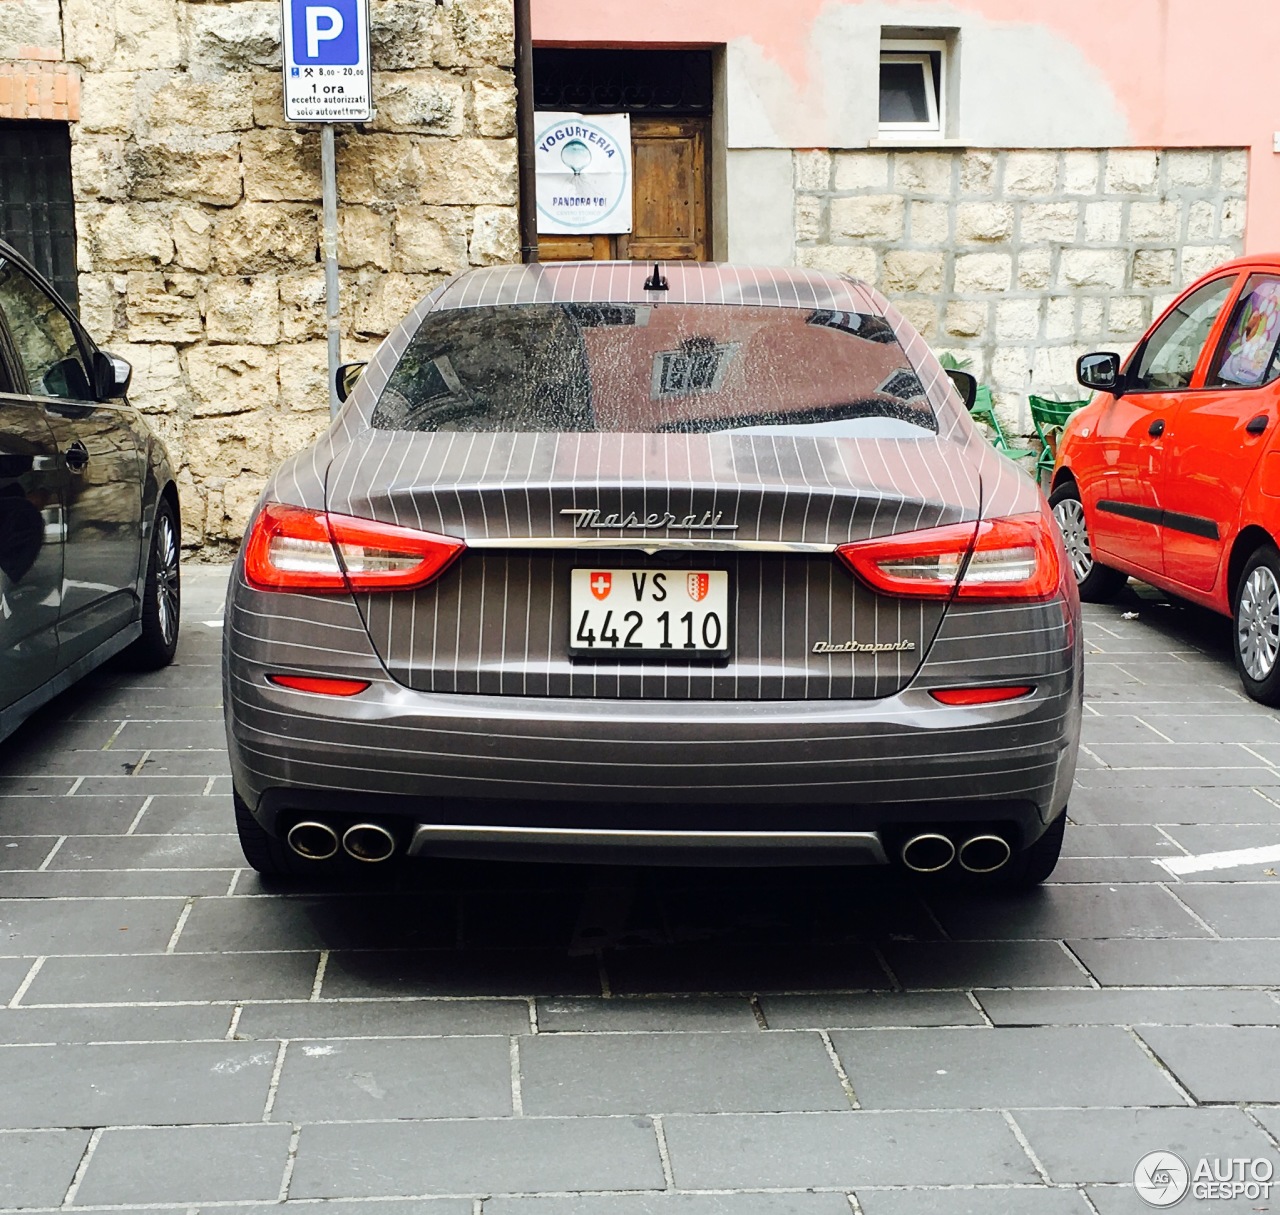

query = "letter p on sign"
[290, 0, 359, 64]
[306, 6, 342, 57]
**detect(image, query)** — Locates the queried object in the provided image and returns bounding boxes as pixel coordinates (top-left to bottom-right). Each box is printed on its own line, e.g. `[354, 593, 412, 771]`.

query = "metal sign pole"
[321, 121, 341, 419]
[281, 0, 373, 418]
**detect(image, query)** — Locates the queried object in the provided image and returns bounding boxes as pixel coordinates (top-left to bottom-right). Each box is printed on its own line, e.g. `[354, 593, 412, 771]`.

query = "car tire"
[1048, 482, 1127, 603]
[123, 499, 180, 670]
[234, 788, 308, 878]
[1232, 542, 1280, 706]
[995, 811, 1066, 889]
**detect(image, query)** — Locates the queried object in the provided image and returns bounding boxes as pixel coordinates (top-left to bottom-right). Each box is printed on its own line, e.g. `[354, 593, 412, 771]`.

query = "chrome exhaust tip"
[342, 822, 397, 863]
[286, 820, 340, 861]
[958, 833, 1013, 874]
[900, 832, 956, 873]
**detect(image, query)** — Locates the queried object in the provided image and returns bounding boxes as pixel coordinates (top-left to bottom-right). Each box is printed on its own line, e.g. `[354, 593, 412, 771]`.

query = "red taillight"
[837, 512, 1062, 602]
[930, 685, 1034, 705]
[244, 503, 465, 592]
[268, 674, 371, 697]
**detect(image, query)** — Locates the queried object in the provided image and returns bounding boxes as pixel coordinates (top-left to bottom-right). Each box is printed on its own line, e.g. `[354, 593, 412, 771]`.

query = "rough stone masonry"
[793, 147, 1248, 434]
[1, 0, 518, 551]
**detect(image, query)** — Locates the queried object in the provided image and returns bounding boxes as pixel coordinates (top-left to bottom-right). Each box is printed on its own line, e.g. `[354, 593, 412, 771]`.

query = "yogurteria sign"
[534, 112, 632, 235]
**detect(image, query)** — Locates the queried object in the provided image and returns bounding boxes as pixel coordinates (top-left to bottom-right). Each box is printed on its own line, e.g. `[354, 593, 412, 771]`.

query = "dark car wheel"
[124, 500, 180, 670]
[995, 810, 1066, 889]
[234, 788, 318, 878]
[1233, 543, 1280, 706]
[1048, 482, 1127, 603]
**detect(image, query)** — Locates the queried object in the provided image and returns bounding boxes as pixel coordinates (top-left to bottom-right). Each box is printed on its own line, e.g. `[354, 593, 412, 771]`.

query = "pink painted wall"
[533, 0, 1280, 251]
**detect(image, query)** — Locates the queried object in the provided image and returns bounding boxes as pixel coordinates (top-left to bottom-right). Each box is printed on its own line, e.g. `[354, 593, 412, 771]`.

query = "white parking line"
[1155, 844, 1280, 876]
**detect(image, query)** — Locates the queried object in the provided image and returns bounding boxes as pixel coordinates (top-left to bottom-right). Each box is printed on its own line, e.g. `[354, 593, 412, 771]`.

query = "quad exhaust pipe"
[900, 831, 1012, 874]
[286, 821, 340, 861]
[957, 833, 1012, 874]
[342, 823, 397, 863]
[899, 832, 955, 873]
[284, 820, 397, 863]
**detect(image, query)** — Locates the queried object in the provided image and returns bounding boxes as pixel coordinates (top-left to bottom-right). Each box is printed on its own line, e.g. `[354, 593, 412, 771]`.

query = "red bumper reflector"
[268, 674, 371, 697]
[930, 686, 1034, 706]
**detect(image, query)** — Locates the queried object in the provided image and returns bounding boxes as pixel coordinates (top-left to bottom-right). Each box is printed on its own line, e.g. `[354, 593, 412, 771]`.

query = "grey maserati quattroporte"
[224, 262, 1081, 885]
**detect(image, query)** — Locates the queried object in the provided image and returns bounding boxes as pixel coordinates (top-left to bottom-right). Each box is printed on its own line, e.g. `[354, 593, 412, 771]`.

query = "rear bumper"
[224, 568, 1082, 862]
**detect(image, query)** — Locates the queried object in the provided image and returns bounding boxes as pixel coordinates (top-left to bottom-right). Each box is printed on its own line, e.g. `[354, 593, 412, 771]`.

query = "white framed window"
[879, 38, 947, 136]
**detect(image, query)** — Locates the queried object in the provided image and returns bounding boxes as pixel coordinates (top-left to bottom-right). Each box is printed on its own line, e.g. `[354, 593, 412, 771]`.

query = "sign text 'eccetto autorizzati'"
[535, 112, 633, 236]
[281, 0, 374, 123]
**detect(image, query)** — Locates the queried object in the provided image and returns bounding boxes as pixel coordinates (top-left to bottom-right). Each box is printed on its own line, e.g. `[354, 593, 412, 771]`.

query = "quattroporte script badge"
[813, 640, 917, 654]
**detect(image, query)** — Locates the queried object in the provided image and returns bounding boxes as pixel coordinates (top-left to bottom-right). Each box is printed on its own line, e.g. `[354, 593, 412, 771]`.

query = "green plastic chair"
[970, 386, 1037, 461]
[1028, 394, 1090, 479]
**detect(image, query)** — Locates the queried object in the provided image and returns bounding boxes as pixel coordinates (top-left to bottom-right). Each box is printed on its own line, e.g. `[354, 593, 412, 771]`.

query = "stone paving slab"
[290, 1116, 667, 1197]
[519, 1030, 850, 1114]
[0, 1041, 277, 1128]
[0, 567, 1276, 1209]
[233, 997, 532, 1039]
[486, 1196, 854, 1214]
[1137, 1026, 1280, 1102]
[927, 884, 1208, 939]
[0, 896, 184, 954]
[271, 1035, 514, 1121]
[23, 950, 321, 1004]
[74, 1123, 294, 1206]
[1025, 785, 1277, 825]
[1013, 1106, 1275, 1183]
[536, 995, 758, 1032]
[856, 1189, 1094, 1215]
[877, 940, 1093, 988]
[974, 987, 1280, 1026]
[829, 1026, 1183, 1108]
[0, 1003, 233, 1043]
[1068, 938, 1280, 986]
[662, 1111, 1039, 1188]
[0, 1128, 92, 1208]
[757, 991, 985, 1029]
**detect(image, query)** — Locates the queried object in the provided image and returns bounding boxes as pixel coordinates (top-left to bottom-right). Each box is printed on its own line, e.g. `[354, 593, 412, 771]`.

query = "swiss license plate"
[569, 568, 730, 656]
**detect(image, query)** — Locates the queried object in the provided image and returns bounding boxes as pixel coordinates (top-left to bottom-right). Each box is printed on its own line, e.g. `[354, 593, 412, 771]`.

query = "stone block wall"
[794, 148, 1247, 433]
[1, 0, 518, 551]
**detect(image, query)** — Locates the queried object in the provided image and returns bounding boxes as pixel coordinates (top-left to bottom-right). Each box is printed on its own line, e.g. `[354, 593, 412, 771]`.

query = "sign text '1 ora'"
[281, 0, 373, 123]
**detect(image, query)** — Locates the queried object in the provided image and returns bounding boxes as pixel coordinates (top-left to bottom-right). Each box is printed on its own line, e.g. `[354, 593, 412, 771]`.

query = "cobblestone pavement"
[0, 565, 1278, 1214]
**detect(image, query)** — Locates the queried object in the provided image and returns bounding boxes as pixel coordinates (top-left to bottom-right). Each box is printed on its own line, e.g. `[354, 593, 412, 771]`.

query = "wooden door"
[539, 115, 710, 263]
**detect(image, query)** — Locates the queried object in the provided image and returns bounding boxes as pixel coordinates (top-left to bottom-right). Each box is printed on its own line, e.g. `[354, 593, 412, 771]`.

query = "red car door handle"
[1247, 414, 1269, 435]
[1148, 418, 1165, 437]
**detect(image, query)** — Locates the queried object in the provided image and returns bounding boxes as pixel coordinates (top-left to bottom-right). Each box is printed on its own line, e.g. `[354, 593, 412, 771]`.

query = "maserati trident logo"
[813, 639, 917, 654]
[561, 507, 738, 532]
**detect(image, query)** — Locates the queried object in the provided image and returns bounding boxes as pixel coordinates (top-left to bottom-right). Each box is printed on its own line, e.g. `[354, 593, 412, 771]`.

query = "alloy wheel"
[154, 512, 180, 647]
[1238, 564, 1280, 681]
[1052, 496, 1093, 584]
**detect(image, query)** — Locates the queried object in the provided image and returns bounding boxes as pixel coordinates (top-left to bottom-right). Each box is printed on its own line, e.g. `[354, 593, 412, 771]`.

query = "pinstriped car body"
[224, 262, 1081, 876]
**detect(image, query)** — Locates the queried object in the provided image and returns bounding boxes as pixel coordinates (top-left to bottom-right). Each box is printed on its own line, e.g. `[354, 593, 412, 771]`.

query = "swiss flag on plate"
[589, 572, 612, 600]
[686, 572, 710, 602]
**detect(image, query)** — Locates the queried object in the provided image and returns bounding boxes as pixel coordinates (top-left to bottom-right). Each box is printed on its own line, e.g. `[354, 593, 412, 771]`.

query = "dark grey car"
[225, 262, 1080, 885]
[0, 239, 180, 741]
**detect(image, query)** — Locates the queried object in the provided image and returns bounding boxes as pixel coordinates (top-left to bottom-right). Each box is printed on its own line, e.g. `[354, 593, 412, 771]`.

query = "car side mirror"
[93, 350, 133, 400]
[335, 361, 367, 403]
[1077, 352, 1123, 395]
[944, 368, 977, 411]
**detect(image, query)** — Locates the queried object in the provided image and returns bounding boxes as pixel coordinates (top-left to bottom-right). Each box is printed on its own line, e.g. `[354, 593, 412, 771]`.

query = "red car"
[1052, 255, 1280, 706]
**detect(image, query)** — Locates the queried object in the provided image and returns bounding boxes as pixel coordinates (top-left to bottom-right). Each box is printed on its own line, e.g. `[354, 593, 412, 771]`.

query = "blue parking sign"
[290, 0, 359, 65]
[281, 0, 372, 122]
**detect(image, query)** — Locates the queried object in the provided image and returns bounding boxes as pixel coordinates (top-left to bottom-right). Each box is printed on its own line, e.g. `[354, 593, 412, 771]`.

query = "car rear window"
[370, 303, 938, 436]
